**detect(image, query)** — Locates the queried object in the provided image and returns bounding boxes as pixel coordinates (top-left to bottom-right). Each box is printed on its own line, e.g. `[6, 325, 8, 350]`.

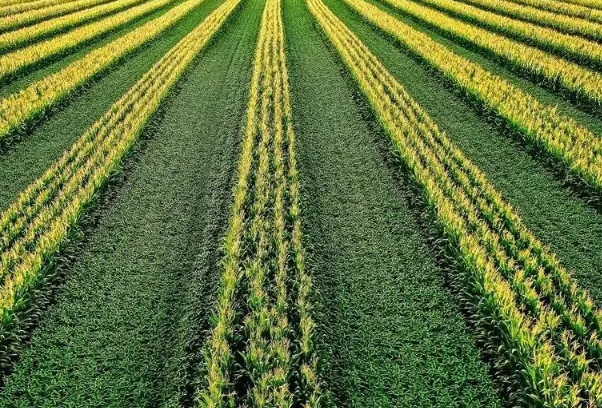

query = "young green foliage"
[198, 0, 320, 406]
[345, 0, 602, 204]
[0, 0, 209, 144]
[309, 0, 602, 405]
[0, 0, 241, 377]
[0, 0, 148, 53]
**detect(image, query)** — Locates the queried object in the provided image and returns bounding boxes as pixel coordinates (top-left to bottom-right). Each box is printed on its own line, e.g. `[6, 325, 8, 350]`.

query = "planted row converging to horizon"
[409, 0, 602, 69]
[0, 0, 180, 82]
[344, 0, 602, 207]
[0, 0, 72, 15]
[378, 0, 602, 108]
[0, 0, 240, 377]
[0, 0, 209, 145]
[455, 0, 602, 42]
[197, 0, 320, 406]
[503, 0, 602, 24]
[309, 0, 602, 405]
[558, 0, 602, 12]
[0, 0, 149, 53]
[0, 0, 114, 30]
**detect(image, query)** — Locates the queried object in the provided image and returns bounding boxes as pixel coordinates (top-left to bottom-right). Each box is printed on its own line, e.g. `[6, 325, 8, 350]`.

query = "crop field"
[4, 0, 602, 407]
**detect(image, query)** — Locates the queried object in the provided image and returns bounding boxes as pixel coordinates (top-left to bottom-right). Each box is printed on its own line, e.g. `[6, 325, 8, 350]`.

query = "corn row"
[0, 0, 240, 373]
[455, 0, 602, 41]
[0, 0, 113, 29]
[309, 0, 602, 405]
[349, 0, 602, 334]
[504, 0, 602, 23]
[413, 0, 602, 68]
[241, 3, 286, 402]
[0, 0, 41, 8]
[0, 0, 77, 17]
[0, 0, 206, 145]
[197, 0, 320, 406]
[559, 0, 602, 12]
[276, 1, 320, 404]
[0, 0, 37, 5]
[381, 0, 602, 108]
[0, 0, 179, 83]
[345, 0, 602, 220]
[0, 0, 217, 286]
[0, 0, 148, 53]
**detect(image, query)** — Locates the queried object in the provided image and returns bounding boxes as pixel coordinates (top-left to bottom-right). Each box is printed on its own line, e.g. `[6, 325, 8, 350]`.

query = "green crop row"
[309, 0, 602, 405]
[0, 0, 207, 144]
[412, 0, 602, 69]
[0, 0, 179, 82]
[0, 0, 239, 375]
[454, 0, 602, 42]
[380, 0, 602, 108]
[0, 0, 113, 29]
[345, 0, 602, 211]
[559, 0, 602, 12]
[197, 0, 320, 406]
[0, 0, 61, 12]
[504, 0, 602, 23]
[0, 0, 148, 53]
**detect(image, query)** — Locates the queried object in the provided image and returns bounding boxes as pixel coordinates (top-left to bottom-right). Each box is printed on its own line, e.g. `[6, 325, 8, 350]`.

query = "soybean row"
[0, 0, 149, 53]
[344, 0, 602, 207]
[0, 0, 208, 144]
[0, 0, 239, 376]
[198, 0, 320, 406]
[309, 0, 602, 405]
[0, 0, 180, 82]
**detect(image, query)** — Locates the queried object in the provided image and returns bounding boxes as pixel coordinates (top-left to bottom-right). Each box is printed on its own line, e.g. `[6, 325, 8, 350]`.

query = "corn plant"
[198, 0, 320, 406]
[0, 0, 241, 377]
[309, 0, 602, 405]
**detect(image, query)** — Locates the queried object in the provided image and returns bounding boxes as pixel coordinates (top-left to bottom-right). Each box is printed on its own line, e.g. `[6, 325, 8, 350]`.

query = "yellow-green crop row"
[0, 0, 35, 5]
[309, 0, 602, 405]
[197, 0, 320, 406]
[0, 0, 179, 82]
[0, 0, 79, 17]
[413, 0, 602, 68]
[0, 0, 210, 246]
[0, 0, 239, 375]
[345, 0, 602, 210]
[0, 0, 148, 53]
[559, 0, 602, 12]
[380, 0, 602, 108]
[455, 0, 602, 41]
[0, 0, 44, 9]
[0, 0, 209, 252]
[0, 0, 113, 30]
[505, 0, 602, 23]
[0, 0, 208, 145]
